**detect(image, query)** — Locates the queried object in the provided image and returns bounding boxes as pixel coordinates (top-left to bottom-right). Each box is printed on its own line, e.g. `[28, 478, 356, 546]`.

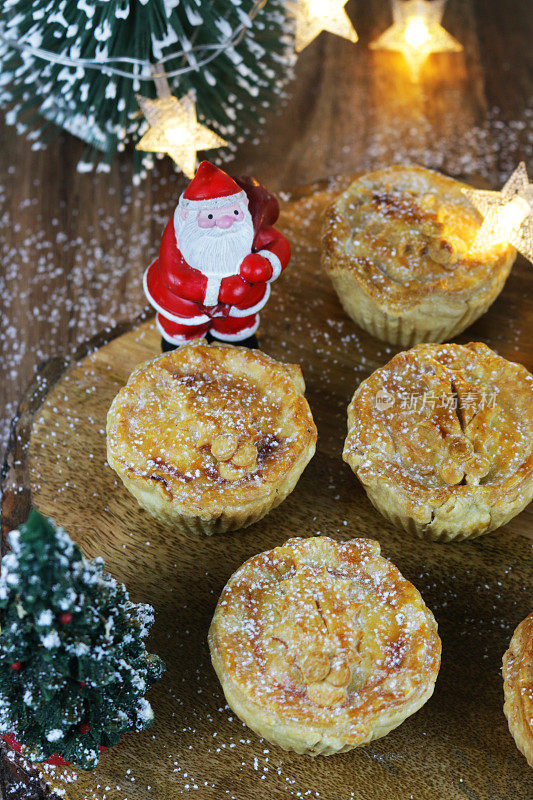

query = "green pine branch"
[0, 1, 295, 176]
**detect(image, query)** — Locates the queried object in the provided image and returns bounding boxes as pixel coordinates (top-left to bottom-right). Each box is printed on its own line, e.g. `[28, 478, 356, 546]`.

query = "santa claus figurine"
[144, 161, 290, 349]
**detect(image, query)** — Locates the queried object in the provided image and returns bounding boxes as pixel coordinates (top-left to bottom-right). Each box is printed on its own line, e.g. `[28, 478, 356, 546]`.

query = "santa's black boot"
[161, 337, 178, 352]
[206, 332, 259, 349]
[162, 334, 259, 351]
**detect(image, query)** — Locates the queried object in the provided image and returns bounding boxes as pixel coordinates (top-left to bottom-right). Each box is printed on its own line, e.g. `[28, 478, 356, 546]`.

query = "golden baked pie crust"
[209, 536, 441, 755]
[343, 342, 533, 542]
[503, 612, 533, 767]
[106, 342, 317, 534]
[322, 166, 516, 346]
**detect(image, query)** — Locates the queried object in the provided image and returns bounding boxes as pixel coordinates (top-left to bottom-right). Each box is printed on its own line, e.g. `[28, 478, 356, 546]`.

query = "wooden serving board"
[2, 179, 533, 800]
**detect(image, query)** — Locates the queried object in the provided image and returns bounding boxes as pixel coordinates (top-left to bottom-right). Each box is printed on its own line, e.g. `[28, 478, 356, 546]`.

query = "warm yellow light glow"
[136, 91, 227, 179]
[288, 0, 358, 53]
[496, 196, 531, 239]
[404, 18, 430, 49]
[163, 120, 187, 147]
[370, 0, 463, 79]
[464, 163, 533, 264]
[308, 0, 327, 15]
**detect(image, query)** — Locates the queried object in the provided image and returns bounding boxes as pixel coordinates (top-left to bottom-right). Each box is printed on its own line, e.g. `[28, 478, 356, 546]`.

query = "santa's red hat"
[180, 161, 246, 210]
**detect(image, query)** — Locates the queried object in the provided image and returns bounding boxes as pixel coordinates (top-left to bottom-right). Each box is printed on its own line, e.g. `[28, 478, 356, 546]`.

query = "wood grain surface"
[2, 0, 533, 797]
[2, 181, 533, 799]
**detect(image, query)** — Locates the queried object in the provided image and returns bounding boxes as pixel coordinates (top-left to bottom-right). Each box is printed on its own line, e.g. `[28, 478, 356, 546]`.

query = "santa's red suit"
[144, 161, 290, 344]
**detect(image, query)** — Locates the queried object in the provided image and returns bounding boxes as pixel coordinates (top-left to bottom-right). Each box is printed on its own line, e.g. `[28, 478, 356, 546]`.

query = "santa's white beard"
[175, 209, 254, 276]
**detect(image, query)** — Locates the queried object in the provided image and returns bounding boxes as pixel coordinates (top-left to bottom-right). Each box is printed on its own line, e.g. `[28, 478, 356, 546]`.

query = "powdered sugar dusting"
[2, 112, 533, 797]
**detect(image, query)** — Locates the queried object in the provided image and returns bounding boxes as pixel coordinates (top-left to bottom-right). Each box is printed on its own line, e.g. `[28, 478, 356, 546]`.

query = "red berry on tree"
[59, 612, 72, 625]
[79, 723, 91, 735]
[79, 680, 87, 688]
[10, 661, 21, 671]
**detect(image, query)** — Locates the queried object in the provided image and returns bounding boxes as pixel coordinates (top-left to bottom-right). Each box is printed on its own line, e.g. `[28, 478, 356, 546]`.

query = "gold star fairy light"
[464, 163, 533, 264]
[370, 0, 462, 79]
[288, 0, 358, 53]
[136, 90, 227, 179]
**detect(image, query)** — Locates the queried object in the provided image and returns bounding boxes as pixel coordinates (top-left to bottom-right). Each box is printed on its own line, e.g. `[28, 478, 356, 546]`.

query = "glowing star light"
[464, 163, 533, 264]
[136, 90, 227, 179]
[288, 0, 358, 53]
[370, 0, 462, 79]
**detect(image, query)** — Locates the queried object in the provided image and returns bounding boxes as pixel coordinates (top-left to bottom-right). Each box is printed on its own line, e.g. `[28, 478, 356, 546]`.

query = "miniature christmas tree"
[0, 0, 295, 175]
[0, 510, 165, 770]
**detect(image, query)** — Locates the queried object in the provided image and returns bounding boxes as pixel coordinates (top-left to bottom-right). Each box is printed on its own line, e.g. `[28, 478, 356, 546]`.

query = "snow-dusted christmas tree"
[0, 510, 165, 769]
[0, 0, 295, 174]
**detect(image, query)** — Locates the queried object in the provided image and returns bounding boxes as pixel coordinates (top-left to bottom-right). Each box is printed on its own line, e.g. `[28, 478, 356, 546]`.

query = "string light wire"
[0, 1, 267, 82]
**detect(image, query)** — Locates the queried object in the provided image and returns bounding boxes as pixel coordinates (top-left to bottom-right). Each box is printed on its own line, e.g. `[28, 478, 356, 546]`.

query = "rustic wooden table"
[1, 1, 532, 797]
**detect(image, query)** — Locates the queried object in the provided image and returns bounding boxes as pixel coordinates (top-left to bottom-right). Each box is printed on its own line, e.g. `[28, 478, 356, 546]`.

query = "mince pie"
[209, 536, 441, 755]
[322, 166, 516, 346]
[106, 342, 317, 535]
[343, 342, 533, 542]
